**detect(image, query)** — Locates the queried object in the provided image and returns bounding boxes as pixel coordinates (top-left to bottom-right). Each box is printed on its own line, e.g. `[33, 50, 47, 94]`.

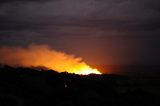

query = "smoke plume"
[0, 44, 101, 75]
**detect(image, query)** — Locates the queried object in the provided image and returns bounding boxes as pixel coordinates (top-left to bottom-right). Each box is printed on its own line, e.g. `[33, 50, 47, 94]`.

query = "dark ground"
[0, 65, 160, 106]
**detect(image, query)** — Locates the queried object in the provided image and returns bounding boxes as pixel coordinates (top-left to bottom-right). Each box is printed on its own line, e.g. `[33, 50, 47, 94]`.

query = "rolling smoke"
[0, 44, 101, 74]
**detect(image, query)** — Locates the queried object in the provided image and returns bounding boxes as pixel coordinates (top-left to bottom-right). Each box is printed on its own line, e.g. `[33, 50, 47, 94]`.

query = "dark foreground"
[0, 65, 160, 106]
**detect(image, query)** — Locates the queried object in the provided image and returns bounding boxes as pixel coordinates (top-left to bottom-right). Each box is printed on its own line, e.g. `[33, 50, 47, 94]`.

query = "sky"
[0, 0, 160, 65]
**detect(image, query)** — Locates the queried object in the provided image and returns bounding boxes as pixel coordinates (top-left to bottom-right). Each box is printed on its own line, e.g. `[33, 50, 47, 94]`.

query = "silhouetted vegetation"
[0, 65, 160, 106]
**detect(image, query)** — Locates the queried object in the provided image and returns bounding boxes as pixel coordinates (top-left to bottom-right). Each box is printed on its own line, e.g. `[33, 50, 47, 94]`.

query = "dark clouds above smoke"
[0, 0, 51, 3]
[0, 0, 160, 65]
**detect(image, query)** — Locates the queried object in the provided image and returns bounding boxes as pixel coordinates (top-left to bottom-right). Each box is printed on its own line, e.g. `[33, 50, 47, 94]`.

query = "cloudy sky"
[0, 0, 160, 65]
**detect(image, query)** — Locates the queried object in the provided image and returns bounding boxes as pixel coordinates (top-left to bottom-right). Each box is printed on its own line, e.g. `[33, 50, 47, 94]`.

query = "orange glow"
[67, 64, 101, 75]
[0, 44, 101, 75]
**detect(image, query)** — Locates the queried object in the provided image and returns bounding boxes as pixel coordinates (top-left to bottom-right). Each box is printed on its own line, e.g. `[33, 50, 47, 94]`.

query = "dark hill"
[0, 65, 159, 106]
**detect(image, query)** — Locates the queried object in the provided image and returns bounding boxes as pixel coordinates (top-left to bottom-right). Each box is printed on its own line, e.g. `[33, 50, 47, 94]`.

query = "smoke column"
[0, 44, 101, 75]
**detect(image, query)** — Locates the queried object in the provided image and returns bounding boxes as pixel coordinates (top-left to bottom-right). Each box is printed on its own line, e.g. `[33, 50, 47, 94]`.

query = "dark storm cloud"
[0, 0, 160, 64]
[0, 0, 52, 3]
[0, 0, 159, 39]
[0, 0, 160, 32]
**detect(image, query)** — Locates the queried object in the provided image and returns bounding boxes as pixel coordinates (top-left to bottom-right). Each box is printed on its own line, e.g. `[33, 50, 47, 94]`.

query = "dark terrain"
[0, 65, 160, 106]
